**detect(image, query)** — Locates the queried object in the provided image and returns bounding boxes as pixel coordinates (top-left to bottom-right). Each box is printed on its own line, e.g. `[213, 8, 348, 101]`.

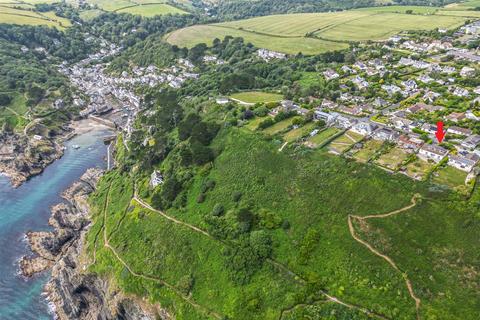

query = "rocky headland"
[0, 126, 71, 188]
[20, 168, 164, 320]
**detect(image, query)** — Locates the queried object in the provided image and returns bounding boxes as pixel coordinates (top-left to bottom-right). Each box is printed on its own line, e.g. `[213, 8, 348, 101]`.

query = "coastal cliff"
[0, 129, 69, 188]
[20, 168, 164, 320]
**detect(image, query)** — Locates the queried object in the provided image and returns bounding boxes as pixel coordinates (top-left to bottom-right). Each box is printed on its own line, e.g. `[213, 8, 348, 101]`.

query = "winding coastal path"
[348, 194, 422, 320]
[100, 182, 223, 319]
[132, 186, 390, 320]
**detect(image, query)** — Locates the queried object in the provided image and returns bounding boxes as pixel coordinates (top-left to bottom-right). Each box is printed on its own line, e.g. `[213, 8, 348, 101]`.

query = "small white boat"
[72, 145, 80, 150]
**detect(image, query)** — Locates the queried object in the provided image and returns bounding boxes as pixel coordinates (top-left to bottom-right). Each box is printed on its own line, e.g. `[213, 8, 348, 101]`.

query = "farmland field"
[78, 0, 189, 15]
[165, 25, 348, 55]
[230, 91, 283, 104]
[166, 7, 470, 54]
[0, 2, 70, 28]
[444, 0, 480, 10]
[437, 10, 480, 18]
[116, 3, 187, 16]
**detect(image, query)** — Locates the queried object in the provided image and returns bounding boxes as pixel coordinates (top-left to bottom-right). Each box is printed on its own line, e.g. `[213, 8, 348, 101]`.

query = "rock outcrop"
[0, 130, 67, 188]
[20, 168, 165, 320]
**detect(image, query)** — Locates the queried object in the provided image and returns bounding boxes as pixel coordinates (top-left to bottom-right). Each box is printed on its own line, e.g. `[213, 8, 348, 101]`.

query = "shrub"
[212, 203, 225, 216]
[253, 105, 269, 117]
[232, 191, 243, 202]
[197, 192, 206, 203]
[258, 118, 274, 129]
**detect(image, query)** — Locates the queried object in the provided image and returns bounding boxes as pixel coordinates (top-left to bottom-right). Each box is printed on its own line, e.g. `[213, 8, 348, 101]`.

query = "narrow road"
[348, 194, 422, 319]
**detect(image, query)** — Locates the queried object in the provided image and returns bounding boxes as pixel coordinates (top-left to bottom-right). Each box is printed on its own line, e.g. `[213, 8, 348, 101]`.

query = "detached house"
[452, 87, 469, 97]
[402, 79, 418, 92]
[448, 154, 478, 172]
[374, 127, 399, 141]
[446, 112, 466, 122]
[447, 126, 473, 136]
[336, 115, 357, 129]
[314, 110, 338, 125]
[323, 69, 340, 81]
[351, 121, 377, 136]
[321, 99, 337, 109]
[460, 66, 476, 77]
[398, 134, 423, 152]
[338, 105, 362, 116]
[419, 144, 449, 162]
[461, 134, 480, 150]
[150, 170, 164, 188]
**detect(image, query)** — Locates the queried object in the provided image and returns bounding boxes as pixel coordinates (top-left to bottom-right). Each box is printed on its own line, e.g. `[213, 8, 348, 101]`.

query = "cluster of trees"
[177, 113, 220, 166]
[223, 231, 273, 284]
[0, 24, 96, 61]
[0, 38, 68, 105]
[86, 12, 204, 47]
[108, 38, 181, 72]
[34, 2, 81, 23]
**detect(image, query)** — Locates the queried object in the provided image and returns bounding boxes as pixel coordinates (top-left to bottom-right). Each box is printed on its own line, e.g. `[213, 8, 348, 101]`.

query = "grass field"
[0, 94, 29, 130]
[0, 2, 71, 28]
[282, 122, 316, 142]
[305, 127, 341, 147]
[375, 147, 409, 171]
[444, 0, 480, 10]
[262, 117, 295, 135]
[404, 158, 433, 180]
[353, 139, 383, 163]
[437, 9, 480, 17]
[165, 25, 348, 55]
[116, 3, 187, 16]
[244, 116, 266, 131]
[166, 7, 469, 54]
[328, 130, 363, 154]
[230, 91, 283, 104]
[431, 165, 467, 188]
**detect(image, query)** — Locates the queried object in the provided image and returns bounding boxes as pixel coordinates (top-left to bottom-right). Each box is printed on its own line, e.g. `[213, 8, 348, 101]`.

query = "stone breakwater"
[20, 168, 164, 320]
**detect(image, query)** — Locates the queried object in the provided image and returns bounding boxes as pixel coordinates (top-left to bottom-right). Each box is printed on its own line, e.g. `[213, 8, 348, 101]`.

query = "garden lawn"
[244, 116, 267, 131]
[404, 158, 433, 180]
[262, 117, 295, 135]
[375, 147, 409, 171]
[353, 139, 383, 163]
[230, 91, 283, 104]
[431, 165, 467, 188]
[328, 130, 363, 154]
[305, 127, 341, 147]
[283, 122, 316, 142]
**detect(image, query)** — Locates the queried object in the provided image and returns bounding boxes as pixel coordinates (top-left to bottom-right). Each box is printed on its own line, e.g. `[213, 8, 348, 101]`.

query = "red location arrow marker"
[435, 121, 445, 143]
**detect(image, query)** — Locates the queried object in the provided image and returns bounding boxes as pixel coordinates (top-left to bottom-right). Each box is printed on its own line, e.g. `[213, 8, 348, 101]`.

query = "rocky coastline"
[20, 168, 162, 320]
[0, 126, 73, 188]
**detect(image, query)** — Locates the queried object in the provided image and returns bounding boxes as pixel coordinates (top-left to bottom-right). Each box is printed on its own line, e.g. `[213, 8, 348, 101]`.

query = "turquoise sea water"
[0, 130, 110, 320]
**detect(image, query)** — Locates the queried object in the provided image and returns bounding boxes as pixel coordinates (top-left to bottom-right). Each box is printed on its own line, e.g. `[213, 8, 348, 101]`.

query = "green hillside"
[87, 126, 480, 319]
